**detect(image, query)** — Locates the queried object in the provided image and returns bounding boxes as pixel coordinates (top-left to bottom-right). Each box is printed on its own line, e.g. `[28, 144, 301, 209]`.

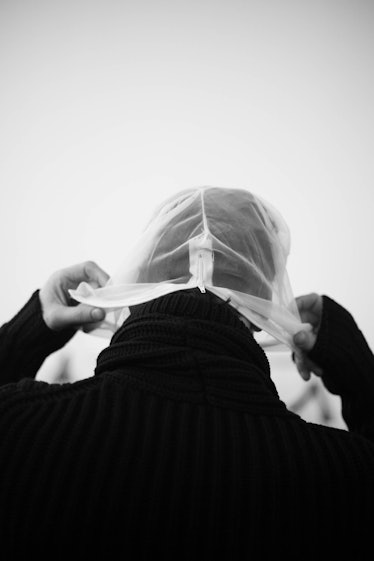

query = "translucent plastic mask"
[70, 187, 311, 351]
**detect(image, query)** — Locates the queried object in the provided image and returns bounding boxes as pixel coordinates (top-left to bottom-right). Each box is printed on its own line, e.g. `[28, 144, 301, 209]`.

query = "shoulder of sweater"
[306, 417, 374, 457]
[2, 290, 75, 348]
[0, 374, 103, 411]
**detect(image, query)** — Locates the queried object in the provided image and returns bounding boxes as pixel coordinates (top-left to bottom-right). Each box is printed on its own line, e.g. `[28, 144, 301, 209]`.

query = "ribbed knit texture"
[0, 290, 373, 560]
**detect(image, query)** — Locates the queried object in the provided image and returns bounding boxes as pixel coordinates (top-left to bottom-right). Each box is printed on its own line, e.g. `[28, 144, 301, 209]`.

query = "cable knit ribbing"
[0, 291, 75, 385]
[309, 296, 374, 439]
[95, 290, 283, 411]
[0, 291, 373, 559]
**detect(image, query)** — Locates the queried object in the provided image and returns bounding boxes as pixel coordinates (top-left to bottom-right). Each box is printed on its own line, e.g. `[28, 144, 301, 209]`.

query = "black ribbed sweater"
[0, 289, 373, 560]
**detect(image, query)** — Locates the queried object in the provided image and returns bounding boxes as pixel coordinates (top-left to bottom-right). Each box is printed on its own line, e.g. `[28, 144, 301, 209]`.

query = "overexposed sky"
[1, 0, 373, 410]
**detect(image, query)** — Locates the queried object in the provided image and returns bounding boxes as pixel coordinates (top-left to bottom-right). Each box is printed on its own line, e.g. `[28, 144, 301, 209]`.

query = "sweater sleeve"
[309, 296, 374, 441]
[0, 291, 76, 386]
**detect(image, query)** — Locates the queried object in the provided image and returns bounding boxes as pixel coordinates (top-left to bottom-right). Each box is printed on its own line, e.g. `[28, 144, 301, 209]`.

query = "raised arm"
[293, 293, 374, 441]
[0, 261, 109, 386]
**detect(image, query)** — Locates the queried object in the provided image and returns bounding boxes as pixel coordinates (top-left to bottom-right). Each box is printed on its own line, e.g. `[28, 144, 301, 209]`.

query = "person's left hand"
[39, 261, 110, 331]
[293, 293, 324, 381]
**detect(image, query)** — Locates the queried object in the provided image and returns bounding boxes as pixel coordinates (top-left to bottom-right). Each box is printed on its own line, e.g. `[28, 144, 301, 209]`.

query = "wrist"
[308, 296, 374, 394]
[0, 291, 76, 382]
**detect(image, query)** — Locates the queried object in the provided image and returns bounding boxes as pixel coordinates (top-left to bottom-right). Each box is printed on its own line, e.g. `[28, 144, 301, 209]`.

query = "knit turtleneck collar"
[95, 289, 290, 414]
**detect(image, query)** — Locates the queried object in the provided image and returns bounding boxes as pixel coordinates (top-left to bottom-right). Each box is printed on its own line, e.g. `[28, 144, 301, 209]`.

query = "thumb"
[293, 329, 316, 352]
[57, 303, 105, 329]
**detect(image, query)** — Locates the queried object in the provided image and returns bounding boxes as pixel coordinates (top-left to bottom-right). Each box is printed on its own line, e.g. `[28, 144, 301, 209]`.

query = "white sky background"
[1, 0, 373, 424]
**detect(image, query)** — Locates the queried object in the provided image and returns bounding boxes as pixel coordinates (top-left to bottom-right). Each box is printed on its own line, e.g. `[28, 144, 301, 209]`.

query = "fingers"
[293, 329, 316, 352]
[40, 261, 109, 331]
[50, 303, 105, 331]
[295, 292, 320, 310]
[294, 350, 324, 381]
[293, 295, 323, 381]
[295, 293, 323, 326]
[83, 261, 110, 287]
[294, 352, 312, 381]
[65, 261, 110, 289]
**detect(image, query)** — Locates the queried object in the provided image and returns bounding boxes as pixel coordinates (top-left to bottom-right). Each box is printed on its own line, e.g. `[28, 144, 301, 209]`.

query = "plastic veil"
[69, 187, 311, 351]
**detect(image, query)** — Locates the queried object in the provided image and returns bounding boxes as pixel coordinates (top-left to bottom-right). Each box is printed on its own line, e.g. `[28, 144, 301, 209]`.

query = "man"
[1, 189, 373, 559]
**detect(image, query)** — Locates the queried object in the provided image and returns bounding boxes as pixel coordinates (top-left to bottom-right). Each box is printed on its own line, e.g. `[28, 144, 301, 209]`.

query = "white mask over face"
[69, 187, 311, 351]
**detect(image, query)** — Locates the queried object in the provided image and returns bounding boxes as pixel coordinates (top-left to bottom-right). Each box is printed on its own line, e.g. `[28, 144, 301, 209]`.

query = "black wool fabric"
[0, 289, 373, 560]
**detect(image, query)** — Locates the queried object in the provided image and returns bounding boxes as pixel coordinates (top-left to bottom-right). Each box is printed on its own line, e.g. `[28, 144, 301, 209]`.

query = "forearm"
[0, 291, 75, 385]
[309, 296, 374, 440]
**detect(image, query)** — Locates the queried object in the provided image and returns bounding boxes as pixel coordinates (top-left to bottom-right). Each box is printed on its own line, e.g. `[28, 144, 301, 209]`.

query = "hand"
[293, 293, 324, 381]
[39, 261, 110, 331]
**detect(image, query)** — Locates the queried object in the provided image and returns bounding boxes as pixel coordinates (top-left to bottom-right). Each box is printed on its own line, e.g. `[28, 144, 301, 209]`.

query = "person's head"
[136, 186, 286, 302]
[70, 186, 303, 349]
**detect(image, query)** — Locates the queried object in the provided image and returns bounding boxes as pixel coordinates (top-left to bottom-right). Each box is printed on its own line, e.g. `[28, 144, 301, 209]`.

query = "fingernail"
[92, 308, 104, 321]
[300, 370, 310, 381]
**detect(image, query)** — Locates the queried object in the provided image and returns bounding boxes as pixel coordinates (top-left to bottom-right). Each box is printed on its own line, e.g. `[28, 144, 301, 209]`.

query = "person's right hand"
[39, 261, 109, 332]
[293, 293, 324, 381]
